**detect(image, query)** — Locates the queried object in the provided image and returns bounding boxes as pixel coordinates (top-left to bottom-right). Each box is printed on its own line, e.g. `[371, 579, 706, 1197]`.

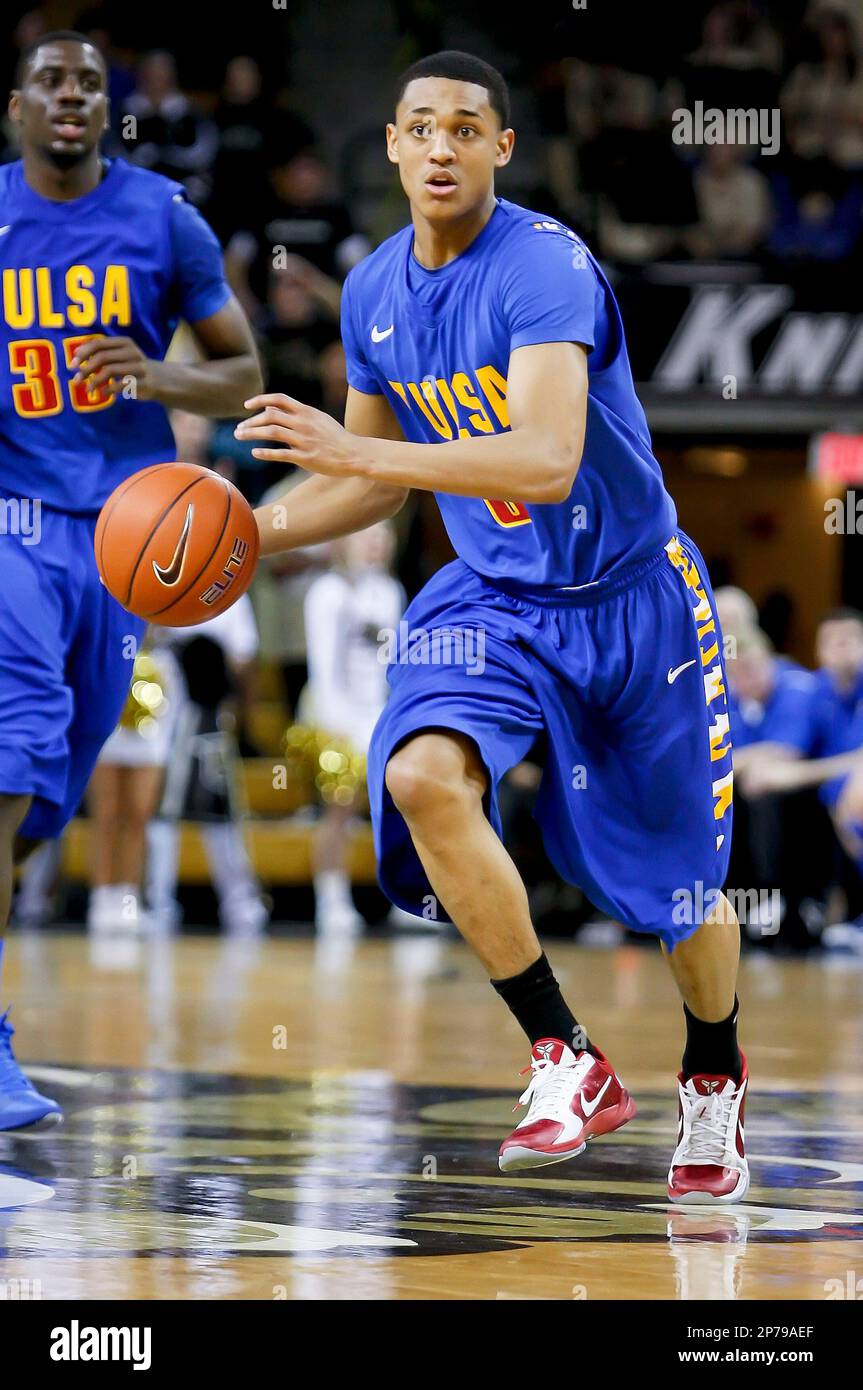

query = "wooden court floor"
[1, 930, 861, 1301]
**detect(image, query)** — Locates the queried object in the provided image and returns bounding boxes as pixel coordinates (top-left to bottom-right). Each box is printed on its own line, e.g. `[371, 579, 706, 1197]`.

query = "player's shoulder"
[104, 157, 188, 209]
[495, 198, 594, 262]
[343, 225, 413, 300]
[0, 158, 22, 200]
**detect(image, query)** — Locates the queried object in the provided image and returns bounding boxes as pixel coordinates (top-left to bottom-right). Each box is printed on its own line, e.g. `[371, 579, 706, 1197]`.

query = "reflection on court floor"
[0, 932, 861, 1299]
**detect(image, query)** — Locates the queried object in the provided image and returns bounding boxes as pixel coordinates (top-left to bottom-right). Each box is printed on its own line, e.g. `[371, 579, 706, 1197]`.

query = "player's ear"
[103, 96, 111, 134]
[385, 122, 399, 165]
[8, 91, 21, 124]
[494, 128, 515, 169]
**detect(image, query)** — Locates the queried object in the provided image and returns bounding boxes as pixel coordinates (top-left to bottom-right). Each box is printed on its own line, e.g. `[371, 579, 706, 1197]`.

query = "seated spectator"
[580, 82, 698, 263]
[781, 9, 863, 170]
[687, 143, 772, 259]
[260, 264, 341, 412]
[206, 57, 314, 243]
[226, 150, 369, 315]
[726, 628, 828, 944]
[681, 1, 782, 119]
[121, 50, 218, 205]
[767, 153, 863, 266]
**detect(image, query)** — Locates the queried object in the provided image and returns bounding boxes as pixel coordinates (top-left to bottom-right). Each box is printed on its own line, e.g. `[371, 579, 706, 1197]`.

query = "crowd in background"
[4, 0, 863, 946]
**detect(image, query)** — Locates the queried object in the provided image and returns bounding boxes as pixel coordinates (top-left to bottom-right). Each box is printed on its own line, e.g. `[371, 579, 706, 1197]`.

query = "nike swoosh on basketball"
[580, 1074, 612, 1117]
[371, 323, 394, 342]
[152, 503, 194, 587]
[667, 659, 697, 685]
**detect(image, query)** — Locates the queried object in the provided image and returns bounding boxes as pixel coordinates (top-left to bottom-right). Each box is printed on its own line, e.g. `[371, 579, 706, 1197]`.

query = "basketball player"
[238, 52, 747, 1201]
[0, 32, 261, 1128]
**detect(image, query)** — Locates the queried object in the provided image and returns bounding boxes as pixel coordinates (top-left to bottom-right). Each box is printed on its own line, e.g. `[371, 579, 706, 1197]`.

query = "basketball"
[94, 462, 260, 626]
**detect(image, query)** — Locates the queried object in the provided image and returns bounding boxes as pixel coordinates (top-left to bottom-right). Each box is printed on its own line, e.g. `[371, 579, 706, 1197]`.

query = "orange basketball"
[95, 462, 260, 627]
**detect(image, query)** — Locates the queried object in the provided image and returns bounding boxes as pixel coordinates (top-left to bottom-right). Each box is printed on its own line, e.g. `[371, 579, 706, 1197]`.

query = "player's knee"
[385, 735, 484, 821]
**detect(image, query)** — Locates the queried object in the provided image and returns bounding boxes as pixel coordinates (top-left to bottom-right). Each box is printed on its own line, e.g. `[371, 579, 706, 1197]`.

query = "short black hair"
[14, 30, 106, 89]
[818, 606, 863, 627]
[396, 50, 510, 129]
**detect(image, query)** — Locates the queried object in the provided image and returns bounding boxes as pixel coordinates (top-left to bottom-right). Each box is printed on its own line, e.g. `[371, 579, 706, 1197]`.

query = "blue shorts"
[368, 534, 734, 951]
[0, 506, 146, 839]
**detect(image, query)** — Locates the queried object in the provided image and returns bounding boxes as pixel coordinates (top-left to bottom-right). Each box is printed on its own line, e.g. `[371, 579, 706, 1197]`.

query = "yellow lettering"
[407, 380, 452, 439]
[712, 769, 734, 820]
[100, 265, 130, 326]
[66, 265, 97, 327]
[708, 711, 732, 762]
[475, 364, 510, 427]
[388, 380, 409, 407]
[36, 267, 63, 328]
[3, 269, 35, 330]
[451, 371, 494, 433]
[704, 665, 727, 705]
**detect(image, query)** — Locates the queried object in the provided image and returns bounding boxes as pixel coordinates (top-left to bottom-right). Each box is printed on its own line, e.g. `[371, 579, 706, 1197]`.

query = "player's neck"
[22, 148, 105, 202]
[410, 192, 497, 269]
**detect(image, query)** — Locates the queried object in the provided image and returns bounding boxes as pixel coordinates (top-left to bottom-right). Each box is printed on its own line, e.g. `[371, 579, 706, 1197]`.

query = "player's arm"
[236, 341, 587, 504]
[69, 197, 262, 416]
[254, 388, 410, 556]
[739, 746, 863, 795]
[69, 294, 262, 417]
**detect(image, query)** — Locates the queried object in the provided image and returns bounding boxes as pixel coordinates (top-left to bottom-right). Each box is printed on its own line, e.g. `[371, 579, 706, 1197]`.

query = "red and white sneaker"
[667, 1055, 749, 1203]
[498, 1038, 636, 1173]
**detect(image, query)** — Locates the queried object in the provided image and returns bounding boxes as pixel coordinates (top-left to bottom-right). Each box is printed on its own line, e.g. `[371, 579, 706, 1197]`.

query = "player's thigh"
[62, 585, 147, 825]
[0, 534, 73, 792]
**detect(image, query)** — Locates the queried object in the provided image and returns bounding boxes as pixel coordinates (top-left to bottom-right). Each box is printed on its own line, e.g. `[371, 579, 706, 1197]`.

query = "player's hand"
[234, 394, 367, 477]
[69, 336, 162, 401]
[737, 758, 800, 797]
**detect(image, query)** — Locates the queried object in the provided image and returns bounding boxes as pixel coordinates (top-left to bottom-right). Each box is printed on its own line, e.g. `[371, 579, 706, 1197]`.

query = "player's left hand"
[69, 336, 162, 400]
[234, 394, 366, 477]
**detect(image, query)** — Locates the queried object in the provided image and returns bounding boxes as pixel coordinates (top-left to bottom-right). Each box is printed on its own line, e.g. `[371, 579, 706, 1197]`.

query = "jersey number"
[484, 498, 532, 528]
[8, 336, 115, 418]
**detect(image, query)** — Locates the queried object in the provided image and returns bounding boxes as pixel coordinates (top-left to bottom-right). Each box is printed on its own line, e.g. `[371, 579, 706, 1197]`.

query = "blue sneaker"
[0, 1010, 63, 1131]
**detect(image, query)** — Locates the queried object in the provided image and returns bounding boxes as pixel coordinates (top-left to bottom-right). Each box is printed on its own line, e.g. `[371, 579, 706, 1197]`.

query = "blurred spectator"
[727, 627, 832, 944]
[681, 2, 782, 114]
[76, 14, 136, 131]
[87, 641, 179, 935]
[259, 262, 341, 410]
[147, 594, 270, 935]
[226, 150, 369, 314]
[206, 57, 315, 242]
[687, 143, 772, 259]
[121, 50, 218, 204]
[767, 156, 863, 266]
[579, 76, 697, 263]
[715, 584, 759, 648]
[300, 523, 405, 935]
[781, 9, 863, 169]
[252, 472, 333, 718]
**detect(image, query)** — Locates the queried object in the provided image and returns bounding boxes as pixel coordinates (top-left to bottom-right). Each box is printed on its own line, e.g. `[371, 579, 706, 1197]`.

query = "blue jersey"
[729, 661, 819, 752]
[0, 158, 230, 513]
[340, 198, 677, 588]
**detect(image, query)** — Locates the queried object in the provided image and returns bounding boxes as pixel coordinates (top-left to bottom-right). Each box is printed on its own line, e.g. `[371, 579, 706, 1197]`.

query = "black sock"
[492, 952, 597, 1055]
[682, 997, 742, 1083]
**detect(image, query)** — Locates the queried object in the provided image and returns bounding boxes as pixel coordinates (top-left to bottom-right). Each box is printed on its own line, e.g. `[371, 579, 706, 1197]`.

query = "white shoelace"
[682, 1089, 737, 1164]
[517, 1053, 594, 1122]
